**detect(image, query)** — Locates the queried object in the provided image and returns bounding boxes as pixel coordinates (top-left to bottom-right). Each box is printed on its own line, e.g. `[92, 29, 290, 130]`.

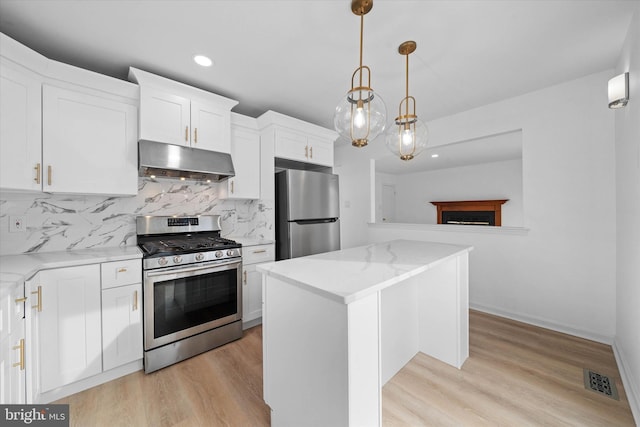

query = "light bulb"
[353, 107, 366, 129]
[401, 128, 414, 147]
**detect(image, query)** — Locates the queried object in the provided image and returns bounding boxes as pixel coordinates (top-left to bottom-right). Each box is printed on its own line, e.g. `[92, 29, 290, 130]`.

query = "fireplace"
[430, 200, 508, 226]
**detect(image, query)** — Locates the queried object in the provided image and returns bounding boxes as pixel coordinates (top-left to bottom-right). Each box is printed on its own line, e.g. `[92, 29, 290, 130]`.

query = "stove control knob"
[195, 253, 205, 261]
[226, 249, 234, 257]
[158, 257, 168, 266]
[215, 250, 223, 258]
[173, 255, 183, 264]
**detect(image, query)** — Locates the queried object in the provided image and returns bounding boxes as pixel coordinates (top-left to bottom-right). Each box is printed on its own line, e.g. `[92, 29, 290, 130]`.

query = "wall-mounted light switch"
[9, 216, 26, 233]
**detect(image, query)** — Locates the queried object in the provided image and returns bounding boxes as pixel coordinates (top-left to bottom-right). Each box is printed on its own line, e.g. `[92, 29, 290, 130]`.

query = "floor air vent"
[583, 369, 619, 400]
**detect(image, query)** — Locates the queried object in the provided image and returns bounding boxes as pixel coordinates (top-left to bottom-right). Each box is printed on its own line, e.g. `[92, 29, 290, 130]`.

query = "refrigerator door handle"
[292, 218, 338, 225]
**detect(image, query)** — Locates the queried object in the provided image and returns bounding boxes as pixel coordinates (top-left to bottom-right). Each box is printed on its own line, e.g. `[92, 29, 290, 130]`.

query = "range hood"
[138, 140, 235, 182]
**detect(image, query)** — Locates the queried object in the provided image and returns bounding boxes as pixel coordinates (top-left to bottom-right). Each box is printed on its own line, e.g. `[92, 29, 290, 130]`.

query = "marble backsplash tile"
[0, 178, 274, 255]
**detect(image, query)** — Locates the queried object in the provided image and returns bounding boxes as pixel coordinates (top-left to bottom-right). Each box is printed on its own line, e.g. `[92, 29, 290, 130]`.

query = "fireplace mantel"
[430, 200, 509, 226]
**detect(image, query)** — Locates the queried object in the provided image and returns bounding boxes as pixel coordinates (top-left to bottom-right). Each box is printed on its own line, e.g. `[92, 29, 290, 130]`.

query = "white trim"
[613, 339, 640, 425]
[470, 303, 613, 344]
[36, 360, 142, 404]
[369, 222, 529, 236]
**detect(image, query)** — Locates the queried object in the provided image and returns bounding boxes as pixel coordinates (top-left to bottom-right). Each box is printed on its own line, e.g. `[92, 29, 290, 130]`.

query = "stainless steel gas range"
[136, 215, 243, 373]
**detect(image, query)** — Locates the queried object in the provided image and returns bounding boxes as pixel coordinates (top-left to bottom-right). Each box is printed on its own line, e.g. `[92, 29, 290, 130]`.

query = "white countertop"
[0, 246, 142, 294]
[257, 239, 473, 304]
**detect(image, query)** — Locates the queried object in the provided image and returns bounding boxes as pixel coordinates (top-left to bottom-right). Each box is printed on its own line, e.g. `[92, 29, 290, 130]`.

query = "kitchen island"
[257, 239, 473, 427]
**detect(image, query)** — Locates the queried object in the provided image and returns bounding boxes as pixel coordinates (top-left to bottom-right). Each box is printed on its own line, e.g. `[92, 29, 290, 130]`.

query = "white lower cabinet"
[25, 257, 142, 403]
[0, 283, 27, 403]
[242, 244, 275, 326]
[101, 283, 142, 371]
[27, 264, 102, 396]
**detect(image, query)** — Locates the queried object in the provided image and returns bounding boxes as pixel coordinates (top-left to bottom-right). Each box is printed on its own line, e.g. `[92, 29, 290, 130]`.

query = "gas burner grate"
[583, 369, 619, 400]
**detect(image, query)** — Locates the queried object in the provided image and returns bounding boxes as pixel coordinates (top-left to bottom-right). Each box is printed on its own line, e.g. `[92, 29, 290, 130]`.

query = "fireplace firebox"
[430, 200, 508, 226]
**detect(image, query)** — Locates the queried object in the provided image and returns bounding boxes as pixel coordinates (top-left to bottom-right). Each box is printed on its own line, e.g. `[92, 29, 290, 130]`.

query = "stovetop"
[139, 235, 241, 257]
[136, 215, 242, 269]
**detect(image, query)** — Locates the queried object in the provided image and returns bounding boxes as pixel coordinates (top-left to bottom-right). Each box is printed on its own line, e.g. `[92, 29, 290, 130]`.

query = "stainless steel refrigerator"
[275, 169, 340, 260]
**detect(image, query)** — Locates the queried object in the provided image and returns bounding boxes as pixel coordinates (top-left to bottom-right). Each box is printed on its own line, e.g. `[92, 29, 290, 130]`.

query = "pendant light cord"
[359, 13, 364, 88]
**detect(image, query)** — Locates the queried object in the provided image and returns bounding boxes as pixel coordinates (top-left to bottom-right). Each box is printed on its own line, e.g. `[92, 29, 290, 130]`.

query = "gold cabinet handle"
[15, 297, 28, 303]
[310, 146, 313, 159]
[194, 127, 198, 143]
[12, 339, 25, 370]
[185, 126, 189, 142]
[305, 145, 308, 159]
[117, 268, 127, 273]
[47, 165, 52, 186]
[31, 285, 42, 312]
[243, 270, 247, 285]
[34, 163, 41, 184]
[231, 180, 234, 194]
[252, 249, 267, 254]
[133, 290, 138, 311]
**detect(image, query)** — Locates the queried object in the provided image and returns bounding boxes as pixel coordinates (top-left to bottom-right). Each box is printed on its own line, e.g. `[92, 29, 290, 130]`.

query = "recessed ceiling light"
[431, 154, 439, 158]
[193, 55, 213, 67]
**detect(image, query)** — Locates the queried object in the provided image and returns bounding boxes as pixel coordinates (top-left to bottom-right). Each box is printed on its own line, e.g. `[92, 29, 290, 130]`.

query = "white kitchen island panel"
[258, 239, 472, 427]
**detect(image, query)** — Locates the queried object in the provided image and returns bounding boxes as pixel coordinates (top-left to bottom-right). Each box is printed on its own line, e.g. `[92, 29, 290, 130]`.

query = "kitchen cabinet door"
[243, 264, 263, 323]
[42, 85, 138, 196]
[29, 265, 102, 395]
[0, 60, 42, 192]
[307, 136, 333, 167]
[274, 128, 309, 163]
[191, 100, 231, 153]
[139, 85, 190, 146]
[221, 123, 260, 199]
[0, 283, 27, 404]
[242, 244, 274, 325]
[102, 283, 143, 371]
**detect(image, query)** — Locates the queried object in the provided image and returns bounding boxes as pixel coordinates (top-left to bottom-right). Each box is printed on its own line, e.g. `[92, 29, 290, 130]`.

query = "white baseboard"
[37, 360, 143, 404]
[613, 339, 640, 426]
[470, 303, 614, 344]
[243, 317, 262, 330]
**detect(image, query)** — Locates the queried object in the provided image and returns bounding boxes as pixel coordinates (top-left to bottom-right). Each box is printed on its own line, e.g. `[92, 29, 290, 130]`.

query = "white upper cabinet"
[220, 113, 260, 200]
[0, 59, 42, 192]
[130, 67, 238, 153]
[42, 85, 138, 195]
[258, 110, 337, 168]
[0, 33, 139, 196]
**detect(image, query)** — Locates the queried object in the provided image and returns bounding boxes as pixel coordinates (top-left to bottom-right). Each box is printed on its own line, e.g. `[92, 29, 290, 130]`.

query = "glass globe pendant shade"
[385, 116, 428, 161]
[335, 86, 386, 147]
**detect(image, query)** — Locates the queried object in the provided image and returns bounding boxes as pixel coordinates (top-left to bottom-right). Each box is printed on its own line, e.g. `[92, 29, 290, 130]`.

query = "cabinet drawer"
[101, 259, 142, 289]
[243, 244, 275, 265]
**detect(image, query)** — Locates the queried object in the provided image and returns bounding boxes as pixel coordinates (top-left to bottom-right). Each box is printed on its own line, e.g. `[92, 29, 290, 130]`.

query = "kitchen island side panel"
[262, 275, 380, 427]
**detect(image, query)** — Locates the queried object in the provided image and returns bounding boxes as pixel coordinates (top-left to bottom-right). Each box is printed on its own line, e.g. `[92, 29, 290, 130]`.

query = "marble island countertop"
[0, 246, 142, 294]
[257, 239, 473, 304]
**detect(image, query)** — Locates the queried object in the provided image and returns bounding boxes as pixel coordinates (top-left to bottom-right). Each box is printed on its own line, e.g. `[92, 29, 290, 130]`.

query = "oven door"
[143, 259, 242, 350]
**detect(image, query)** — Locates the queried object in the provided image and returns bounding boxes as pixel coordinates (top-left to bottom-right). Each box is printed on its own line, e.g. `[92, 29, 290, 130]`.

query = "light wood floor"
[56, 311, 635, 426]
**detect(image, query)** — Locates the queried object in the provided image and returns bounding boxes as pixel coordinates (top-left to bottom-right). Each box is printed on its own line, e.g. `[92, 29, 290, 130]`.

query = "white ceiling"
[0, 0, 636, 171]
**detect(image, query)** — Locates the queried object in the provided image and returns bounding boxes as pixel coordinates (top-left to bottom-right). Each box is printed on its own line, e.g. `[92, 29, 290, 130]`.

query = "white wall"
[387, 158, 523, 226]
[335, 69, 617, 344]
[614, 5, 640, 422]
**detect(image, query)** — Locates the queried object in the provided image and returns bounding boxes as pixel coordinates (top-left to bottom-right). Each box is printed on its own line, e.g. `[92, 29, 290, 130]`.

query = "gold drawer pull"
[118, 268, 128, 273]
[305, 145, 308, 158]
[47, 165, 52, 186]
[252, 249, 267, 254]
[243, 270, 247, 285]
[133, 290, 138, 311]
[12, 339, 25, 370]
[15, 297, 28, 303]
[34, 163, 41, 184]
[310, 146, 313, 158]
[31, 285, 42, 312]
[194, 127, 198, 143]
[185, 126, 189, 142]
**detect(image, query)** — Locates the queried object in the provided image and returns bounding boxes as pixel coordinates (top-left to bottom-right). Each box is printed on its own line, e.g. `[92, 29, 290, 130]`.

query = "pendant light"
[334, 0, 386, 147]
[385, 41, 428, 161]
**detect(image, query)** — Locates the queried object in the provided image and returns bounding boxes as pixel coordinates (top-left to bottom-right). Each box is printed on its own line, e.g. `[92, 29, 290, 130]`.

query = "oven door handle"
[145, 261, 240, 277]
